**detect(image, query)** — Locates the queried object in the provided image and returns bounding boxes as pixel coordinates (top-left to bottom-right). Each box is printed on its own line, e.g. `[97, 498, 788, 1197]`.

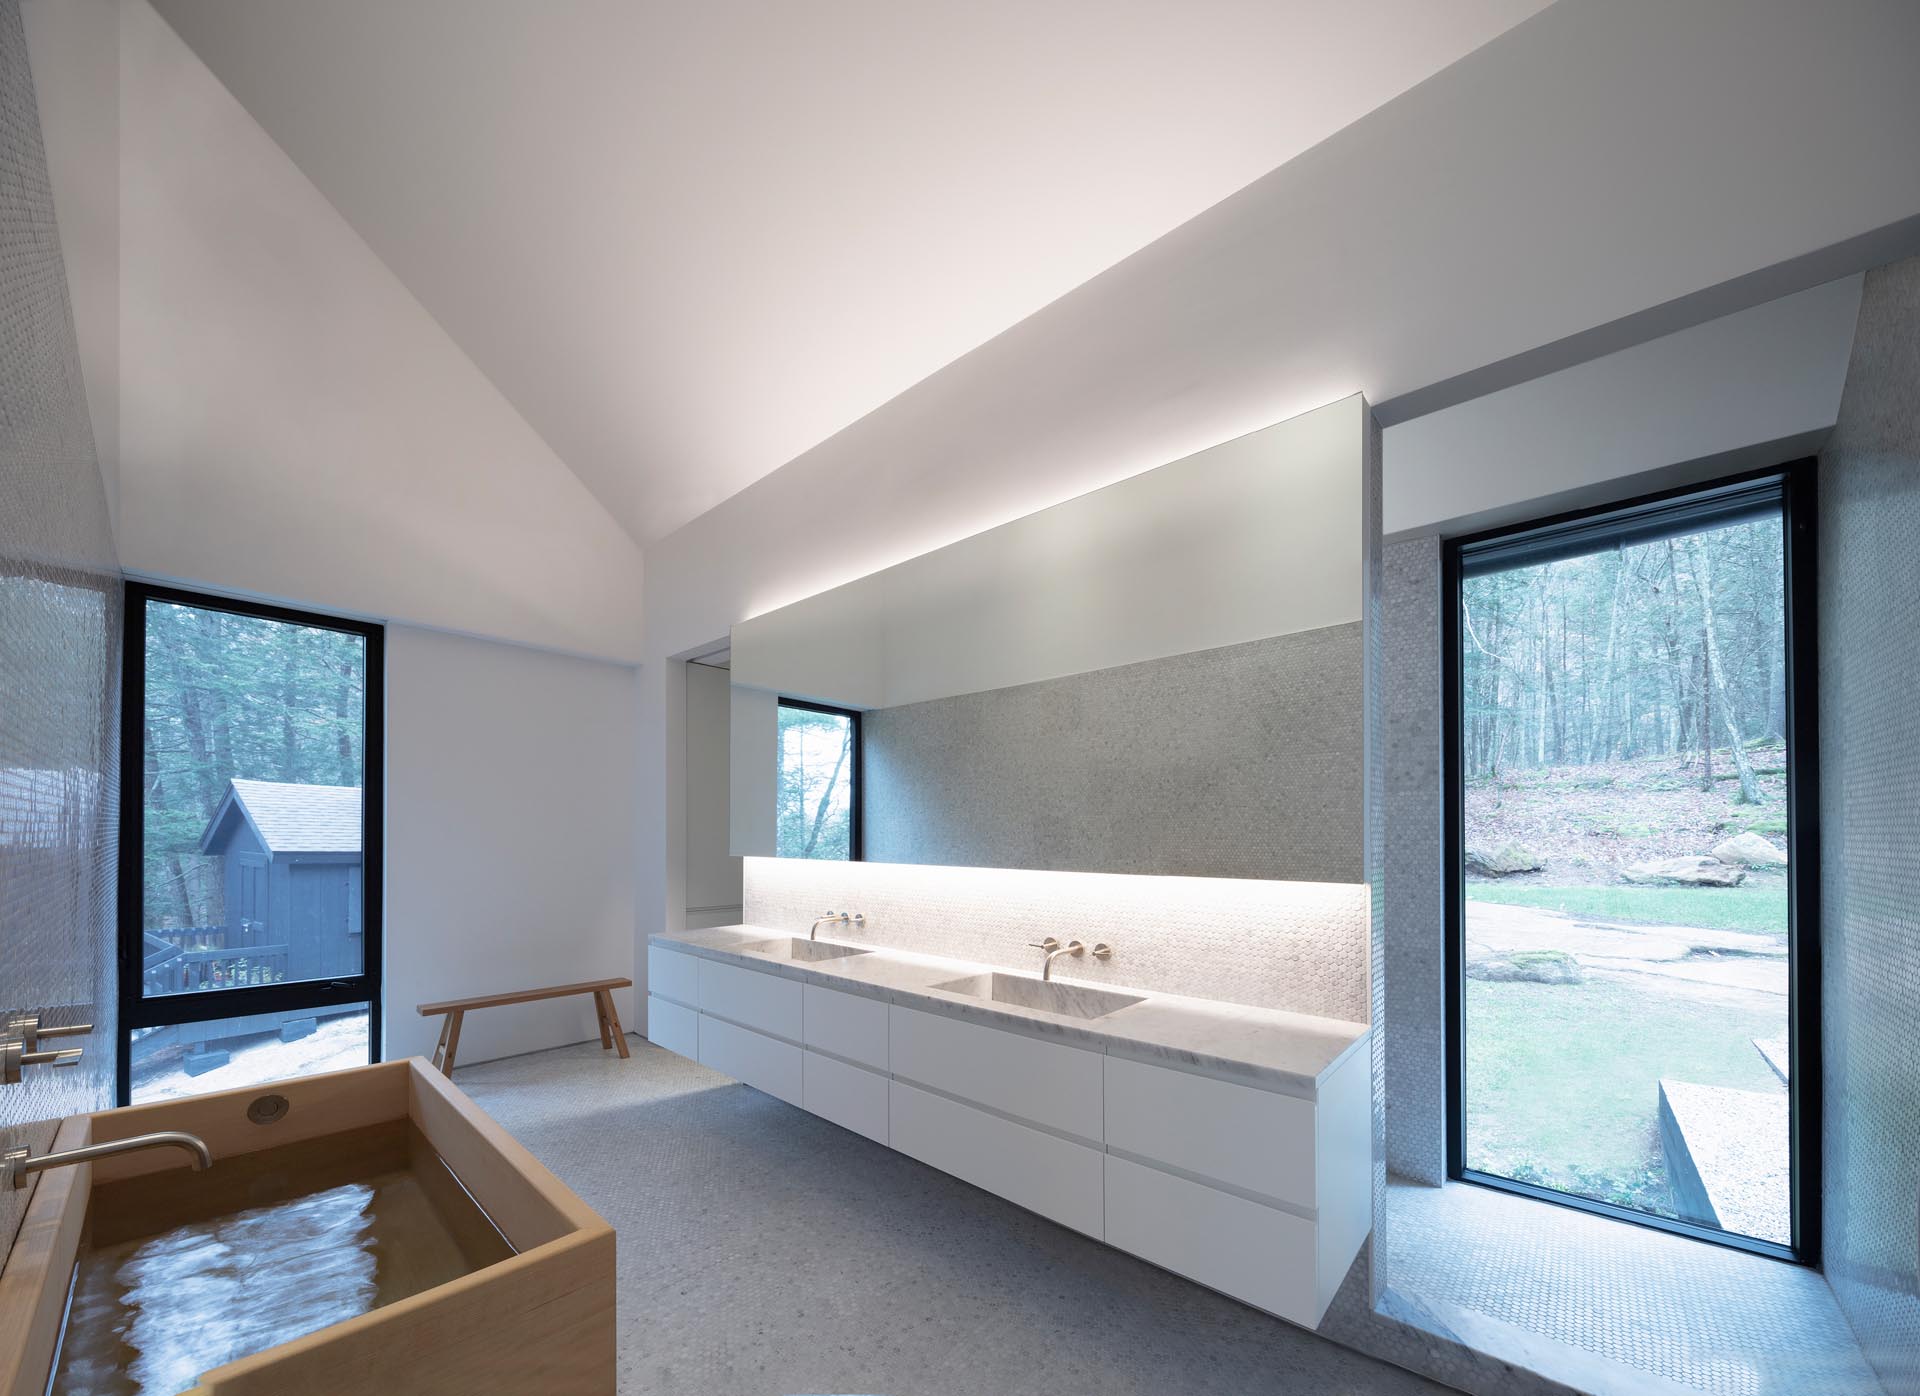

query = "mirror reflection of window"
[775, 699, 860, 860]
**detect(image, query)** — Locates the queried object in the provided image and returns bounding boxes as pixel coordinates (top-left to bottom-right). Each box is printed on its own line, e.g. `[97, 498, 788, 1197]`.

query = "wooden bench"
[417, 978, 633, 1076]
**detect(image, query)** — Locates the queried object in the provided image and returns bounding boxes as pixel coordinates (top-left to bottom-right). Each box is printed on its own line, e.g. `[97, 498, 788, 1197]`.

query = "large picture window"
[1444, 465, 1818, 1261]
[775, 698, 861, 860]
[118, 584, 383, 1104]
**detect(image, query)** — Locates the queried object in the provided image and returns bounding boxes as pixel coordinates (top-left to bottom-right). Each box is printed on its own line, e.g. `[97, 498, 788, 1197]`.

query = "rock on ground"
[1711, 831, 1788, 867]
[1466, 947, 1584, 984]
[1465, 841, 1545, 876]
[1620, 855, 1746, 887]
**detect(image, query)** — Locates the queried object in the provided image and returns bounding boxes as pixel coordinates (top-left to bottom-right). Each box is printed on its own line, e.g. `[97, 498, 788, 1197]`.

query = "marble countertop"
[649, 925, 1369, 1098]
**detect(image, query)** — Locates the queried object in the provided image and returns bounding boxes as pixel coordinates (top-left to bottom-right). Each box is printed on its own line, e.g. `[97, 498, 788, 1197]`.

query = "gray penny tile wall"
[744, 856, 1370, 1022]
[0, 0, 121, 1255]
[1384, 534, 1446, 1186]
[1818, 250, 1920, 1396]
[863, 624, 1364, 884]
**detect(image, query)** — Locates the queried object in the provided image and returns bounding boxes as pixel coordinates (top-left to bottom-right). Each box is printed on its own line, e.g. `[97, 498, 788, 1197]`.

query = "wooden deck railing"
[142, 943, 290, 996]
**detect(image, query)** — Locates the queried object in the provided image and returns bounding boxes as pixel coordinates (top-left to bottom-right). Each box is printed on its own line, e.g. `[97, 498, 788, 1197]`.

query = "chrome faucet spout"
[1026, 937, 1085, 981]
[2, 1129, 212, 1190]
[807, 910, 866, 941]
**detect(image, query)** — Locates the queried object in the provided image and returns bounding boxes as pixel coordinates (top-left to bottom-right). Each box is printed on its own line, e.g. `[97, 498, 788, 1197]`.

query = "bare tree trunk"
[1689, 537, 1761, 804]
[1586, 553, 1627, 761]
[802, 732, 851, 856]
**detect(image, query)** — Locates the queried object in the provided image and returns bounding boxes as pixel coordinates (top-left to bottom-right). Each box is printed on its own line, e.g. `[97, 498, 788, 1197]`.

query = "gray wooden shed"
[199, 778, 364, 984]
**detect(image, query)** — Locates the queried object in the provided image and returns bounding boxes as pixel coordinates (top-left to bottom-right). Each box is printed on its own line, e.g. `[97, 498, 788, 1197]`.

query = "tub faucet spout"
[2, 1130, 212, 1191]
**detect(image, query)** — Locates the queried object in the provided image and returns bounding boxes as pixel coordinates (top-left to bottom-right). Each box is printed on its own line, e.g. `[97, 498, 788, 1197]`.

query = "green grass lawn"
[1464, 976, 1785, 1213]
[1467, 881, 1788, 937]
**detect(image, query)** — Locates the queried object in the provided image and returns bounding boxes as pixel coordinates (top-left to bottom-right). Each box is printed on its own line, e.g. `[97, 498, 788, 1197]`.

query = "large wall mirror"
[730, 395, 1372, 883]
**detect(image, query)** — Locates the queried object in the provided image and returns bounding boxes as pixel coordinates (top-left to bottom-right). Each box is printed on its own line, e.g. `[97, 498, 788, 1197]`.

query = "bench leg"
[594, 992, 613, 1050]
[598, 990, 631, 1059]
[440, 1010, 465, 1077]
[430, 1014, 452, 1073]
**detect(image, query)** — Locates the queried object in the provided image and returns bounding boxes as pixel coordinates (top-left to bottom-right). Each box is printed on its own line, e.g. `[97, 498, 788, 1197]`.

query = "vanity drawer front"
[647, 945, 700, 1008]
[1104, 1055, 1315, 1208]
[698, 1015, 803, 1106]
[889, 1006, 1103, 1142]
[699, 958, 803, 1042]
[804, 984, 888, 1070]
[803, 1050, 888, 1145]
[1104, 1154, 1319, 1327]
[890, 1081, 1102, 1238]
[646, 994, 699, 1060]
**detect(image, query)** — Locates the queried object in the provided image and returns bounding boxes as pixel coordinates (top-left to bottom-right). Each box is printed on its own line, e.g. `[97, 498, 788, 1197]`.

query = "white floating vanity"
[647, 927, 1371, 1328]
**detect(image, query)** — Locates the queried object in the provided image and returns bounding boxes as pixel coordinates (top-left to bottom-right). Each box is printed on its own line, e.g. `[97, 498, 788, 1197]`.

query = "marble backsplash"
[743, 856, 1369, 1024]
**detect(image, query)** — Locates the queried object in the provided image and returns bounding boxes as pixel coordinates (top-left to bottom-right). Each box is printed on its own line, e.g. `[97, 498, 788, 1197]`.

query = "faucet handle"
[1, 1037, 83, 1086]
[1027, 937, 1060, 952]
[1089, 943, 1112, 961]
[6, 1015, 93, 1052]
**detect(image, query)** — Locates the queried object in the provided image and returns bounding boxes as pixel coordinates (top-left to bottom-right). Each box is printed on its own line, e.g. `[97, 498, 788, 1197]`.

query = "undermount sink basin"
[741, 937, 872, 963]
[933, 972, 1144, 1021]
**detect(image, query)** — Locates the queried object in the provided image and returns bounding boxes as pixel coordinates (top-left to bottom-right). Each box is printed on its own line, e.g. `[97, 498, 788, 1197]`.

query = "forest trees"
[142, 602, 365, 929]
[774, 703, 855, 859]
[1460, 517, 1785, 791]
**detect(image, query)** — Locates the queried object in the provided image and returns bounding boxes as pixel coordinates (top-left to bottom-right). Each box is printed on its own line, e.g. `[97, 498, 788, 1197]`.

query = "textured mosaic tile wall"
[744, 857, 1370, 1021]
[1819, 252, 1920, 1396]
[863, 624, 1364, 883]
[0, 0, 120, 1255]
[1384, 536, 1446, 1185]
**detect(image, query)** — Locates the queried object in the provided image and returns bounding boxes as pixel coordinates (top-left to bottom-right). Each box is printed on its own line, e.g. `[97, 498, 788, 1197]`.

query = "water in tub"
[51, 1121, 511, 1395]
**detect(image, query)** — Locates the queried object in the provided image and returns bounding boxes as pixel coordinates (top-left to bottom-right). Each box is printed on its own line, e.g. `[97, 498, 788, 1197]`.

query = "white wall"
[26, 0, 645, 663]
[385, 625, 637, 1065]
[1384, 276, 1864, 537]
[638, 0, 1919, 987]
[682, 662, 741, 928]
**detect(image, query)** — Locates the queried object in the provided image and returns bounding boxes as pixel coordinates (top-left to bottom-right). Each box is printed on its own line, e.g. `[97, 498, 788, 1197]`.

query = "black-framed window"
[1443, 463, 1819, 1263]
[118, 583, 384, 1105]
[775, 697, 862, 861]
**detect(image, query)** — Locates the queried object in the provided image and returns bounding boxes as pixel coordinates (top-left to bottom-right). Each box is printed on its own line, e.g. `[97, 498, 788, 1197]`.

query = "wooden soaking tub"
[0, 1059, 614, 1396]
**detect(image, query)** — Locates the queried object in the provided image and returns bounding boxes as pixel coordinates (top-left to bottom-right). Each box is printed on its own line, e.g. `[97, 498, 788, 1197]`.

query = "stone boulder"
[1620, 855, 1746, 887]
[1465, 841, 1545, 876]
[1711, 832, 1788, 868]
[1466, 948, 1584, 985]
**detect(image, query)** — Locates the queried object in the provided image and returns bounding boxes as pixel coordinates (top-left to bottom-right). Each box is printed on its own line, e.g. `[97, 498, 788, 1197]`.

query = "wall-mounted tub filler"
[807, 910, 867, 940]
[2, 1130, 213, 1190]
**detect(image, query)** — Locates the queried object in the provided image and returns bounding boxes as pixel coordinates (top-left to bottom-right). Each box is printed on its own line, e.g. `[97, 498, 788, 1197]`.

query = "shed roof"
[201, 779, 362, 855]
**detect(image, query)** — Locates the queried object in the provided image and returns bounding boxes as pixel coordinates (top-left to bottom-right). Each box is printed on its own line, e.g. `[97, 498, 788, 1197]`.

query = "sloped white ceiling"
[98, 0, 648, 662]
[147, 0, 1551, 543]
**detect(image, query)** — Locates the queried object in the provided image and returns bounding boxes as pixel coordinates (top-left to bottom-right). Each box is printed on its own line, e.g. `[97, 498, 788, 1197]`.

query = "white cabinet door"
[647, 945, 700, 1008]
[803, 984, 888, 1070]
[698, 1015, 803, 1106]
[803, 1050, 888, 1145]
[1104, 1154, 1321, 1327]
[889, 1007, 1103, 1142]
[890, 1081, 1103, 1238]
[1104, 1055, 1316, 1208]
[646, 994, 699, 1060]
[699, 958, 804, 1042]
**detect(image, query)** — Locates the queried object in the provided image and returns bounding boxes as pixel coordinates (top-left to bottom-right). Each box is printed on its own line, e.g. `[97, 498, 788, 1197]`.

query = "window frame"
[116, 581, 385, 1105]
[775, 696, 864, 862]
[1441, 460, 1820, 1265]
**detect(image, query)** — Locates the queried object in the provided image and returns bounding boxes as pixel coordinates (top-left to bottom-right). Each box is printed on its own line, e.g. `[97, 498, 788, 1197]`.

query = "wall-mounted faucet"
[1027, 938, 1112, 981]
[808, 910, 867, 941]
[1, 1130, 212, 1190]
